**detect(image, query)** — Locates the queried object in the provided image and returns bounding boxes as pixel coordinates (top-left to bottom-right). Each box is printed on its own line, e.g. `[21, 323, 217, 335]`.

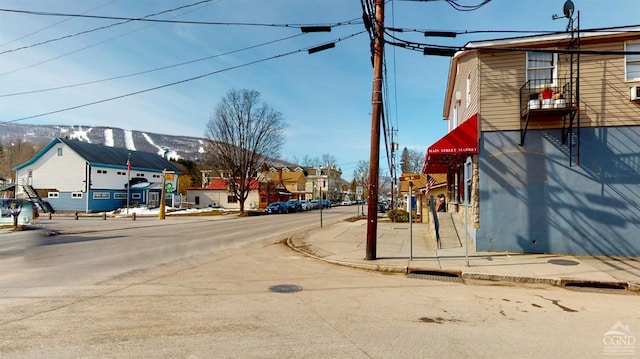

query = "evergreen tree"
[400, 147, 410, 174]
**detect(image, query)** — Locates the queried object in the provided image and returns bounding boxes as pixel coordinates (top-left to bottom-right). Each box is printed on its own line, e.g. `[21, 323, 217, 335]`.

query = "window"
[97, 169, 108, 174]
[150, 192, 159, 202]
[526, 51, 557, 86]
[626, 42, 640, 81]
[117, 171, 126, 176]
[48, 192, 59, 198]
[132, 193, 141, 200]
[195, 196, 200, 205]
[57, 148, 63, 156]
[114, 193, 127, 199]
[71, 192, 83, 199]
[93, 192, 110, 199]
[227, 195, 238, 203]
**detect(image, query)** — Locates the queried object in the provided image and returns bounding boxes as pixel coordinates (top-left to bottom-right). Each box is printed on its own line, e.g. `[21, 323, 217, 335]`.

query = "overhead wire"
[0, 0, 118, 47]
[0, 1, 222, 77]
[0, 7, 363, 31]
[0, 32, 307, 97]
[1, 30, 368, 125]
[0, 0, 218, 55]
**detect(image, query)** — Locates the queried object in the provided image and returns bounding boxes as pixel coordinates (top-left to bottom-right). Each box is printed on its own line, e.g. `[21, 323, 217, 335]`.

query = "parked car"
[300, 200, 312, 211]
[265, 202, 287, 214]
[321, 199, 331, 208]
[341, 200, 353, 206]
[309, 199, 320, 209]
[285, 199, 302, 213]
[377, 201, 389, 213]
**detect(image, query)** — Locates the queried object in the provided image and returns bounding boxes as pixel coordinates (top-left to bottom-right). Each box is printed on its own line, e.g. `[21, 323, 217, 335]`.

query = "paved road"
[0, 208, 638, 358]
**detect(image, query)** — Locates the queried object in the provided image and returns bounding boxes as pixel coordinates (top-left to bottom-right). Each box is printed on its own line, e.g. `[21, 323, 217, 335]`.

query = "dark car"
[321, 199, 331, 208]
[265, 202, 287, 214]
[285, 199, 302, 213]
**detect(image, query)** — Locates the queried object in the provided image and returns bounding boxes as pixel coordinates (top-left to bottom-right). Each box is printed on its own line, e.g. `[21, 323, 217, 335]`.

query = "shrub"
[387, 209, 409, 222]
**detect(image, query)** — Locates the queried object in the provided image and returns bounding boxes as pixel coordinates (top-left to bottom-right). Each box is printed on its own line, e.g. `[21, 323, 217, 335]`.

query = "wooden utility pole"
[366, 0, 384, 260]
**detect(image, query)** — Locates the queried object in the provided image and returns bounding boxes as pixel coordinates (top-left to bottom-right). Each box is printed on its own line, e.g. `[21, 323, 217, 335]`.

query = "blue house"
[13, 138, 181, 213]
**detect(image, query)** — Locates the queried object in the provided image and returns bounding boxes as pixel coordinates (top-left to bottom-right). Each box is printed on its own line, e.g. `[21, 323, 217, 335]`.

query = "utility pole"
[366, 0, 384, 260]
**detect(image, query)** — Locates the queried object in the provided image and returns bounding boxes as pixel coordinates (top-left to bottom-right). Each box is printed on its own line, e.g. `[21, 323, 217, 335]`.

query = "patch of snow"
[104, 129, 114, 147]
[71, 126, 92, 143]
[124, 130, 136, 150]
[198, 146, 205, 153]
[108, 206, 228, 217]
[142, 133, 180, 160]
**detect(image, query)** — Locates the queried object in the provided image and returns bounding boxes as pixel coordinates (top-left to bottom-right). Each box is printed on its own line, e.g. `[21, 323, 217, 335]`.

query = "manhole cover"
[269, 284, 302, 293]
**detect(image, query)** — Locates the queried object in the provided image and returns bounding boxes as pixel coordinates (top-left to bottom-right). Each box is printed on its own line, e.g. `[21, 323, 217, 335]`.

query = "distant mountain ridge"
[1, 123, 298, 168]
[1, 123, 207, 161]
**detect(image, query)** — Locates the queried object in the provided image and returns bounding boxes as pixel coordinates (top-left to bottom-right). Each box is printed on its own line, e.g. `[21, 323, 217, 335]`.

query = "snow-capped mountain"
[1, 123, 208, 161]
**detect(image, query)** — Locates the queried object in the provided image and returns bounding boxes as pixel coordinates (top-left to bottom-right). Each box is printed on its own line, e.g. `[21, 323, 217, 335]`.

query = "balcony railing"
[519, 78, 577, 118]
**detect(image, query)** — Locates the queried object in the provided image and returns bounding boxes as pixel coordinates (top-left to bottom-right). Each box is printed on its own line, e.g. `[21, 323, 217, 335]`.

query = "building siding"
[477, 127, 640, 256]
[447, 54, 479, 127]
[16, 142, 86, 194]
[478, 38, 640, 132]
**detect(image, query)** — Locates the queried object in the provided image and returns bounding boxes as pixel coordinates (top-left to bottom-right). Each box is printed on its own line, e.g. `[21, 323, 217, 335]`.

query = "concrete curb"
[287, 235, 640, 294]
[286, 236, 407, 274]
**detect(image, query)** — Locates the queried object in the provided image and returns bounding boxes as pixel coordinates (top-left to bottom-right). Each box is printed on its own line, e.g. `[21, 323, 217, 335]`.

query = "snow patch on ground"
[109, 206, 228, 217]
[124, 130, 136, 150]
[104, 129, 114, 147]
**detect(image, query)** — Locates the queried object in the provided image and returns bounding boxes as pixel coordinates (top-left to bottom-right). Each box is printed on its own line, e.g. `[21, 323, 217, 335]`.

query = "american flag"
[425, 176, 436, 195]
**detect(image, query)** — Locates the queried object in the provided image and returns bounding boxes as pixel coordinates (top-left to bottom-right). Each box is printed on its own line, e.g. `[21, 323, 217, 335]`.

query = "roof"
[0, 183, 16, 192]
[188, 178, 260, 191]
[13, 138, 181, 173]
[463, 25, 640, 50]
[442, 25, 640, 118]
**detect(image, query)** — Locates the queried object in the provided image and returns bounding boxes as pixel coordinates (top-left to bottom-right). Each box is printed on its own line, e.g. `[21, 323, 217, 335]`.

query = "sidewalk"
[287, 216, 640, 293]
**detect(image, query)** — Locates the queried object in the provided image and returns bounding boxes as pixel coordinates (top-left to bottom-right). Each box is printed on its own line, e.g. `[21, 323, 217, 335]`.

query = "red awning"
[421, 114, 479, 174]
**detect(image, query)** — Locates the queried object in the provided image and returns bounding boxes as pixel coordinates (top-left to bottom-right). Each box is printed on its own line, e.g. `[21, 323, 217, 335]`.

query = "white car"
[341, 200, 353, 206]
[300, 200, 312, 211]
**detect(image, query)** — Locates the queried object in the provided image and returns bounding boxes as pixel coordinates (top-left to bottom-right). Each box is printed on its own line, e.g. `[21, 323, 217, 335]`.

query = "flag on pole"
[126, 158, 131, 172]
[425, 176, 436, 195]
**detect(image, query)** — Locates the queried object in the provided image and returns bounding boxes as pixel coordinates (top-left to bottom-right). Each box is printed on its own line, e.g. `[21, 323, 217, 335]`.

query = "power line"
[1, 31, 367, 125]
[0, 0, 218, 55]
[0, 1, 222, 77]
[0, 0, 118, 47]
[0, 33, 306, 97]
[0, 7, 363, 29]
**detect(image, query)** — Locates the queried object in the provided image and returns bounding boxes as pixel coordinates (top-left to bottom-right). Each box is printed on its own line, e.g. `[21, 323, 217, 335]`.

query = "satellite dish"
[563, 0, 574, 18]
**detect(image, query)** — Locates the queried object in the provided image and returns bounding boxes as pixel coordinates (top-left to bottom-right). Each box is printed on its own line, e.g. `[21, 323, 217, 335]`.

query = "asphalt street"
[0, 210, 638, 358]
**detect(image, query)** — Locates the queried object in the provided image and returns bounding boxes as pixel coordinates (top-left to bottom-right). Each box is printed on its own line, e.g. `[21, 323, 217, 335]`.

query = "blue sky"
[1, 0, 639, 178]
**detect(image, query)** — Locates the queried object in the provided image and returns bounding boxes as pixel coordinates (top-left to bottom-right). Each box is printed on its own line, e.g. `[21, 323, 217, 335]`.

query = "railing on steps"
[21, 183, 55, 214]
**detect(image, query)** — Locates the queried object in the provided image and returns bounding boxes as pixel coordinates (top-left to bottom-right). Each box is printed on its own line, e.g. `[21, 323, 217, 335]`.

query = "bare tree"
[321, 153, 337, 168]
[353, 160, 369, 201]
[204, 89, 286, 213]
[407, 149, 425, 174]
[301, 155, 317, 167]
